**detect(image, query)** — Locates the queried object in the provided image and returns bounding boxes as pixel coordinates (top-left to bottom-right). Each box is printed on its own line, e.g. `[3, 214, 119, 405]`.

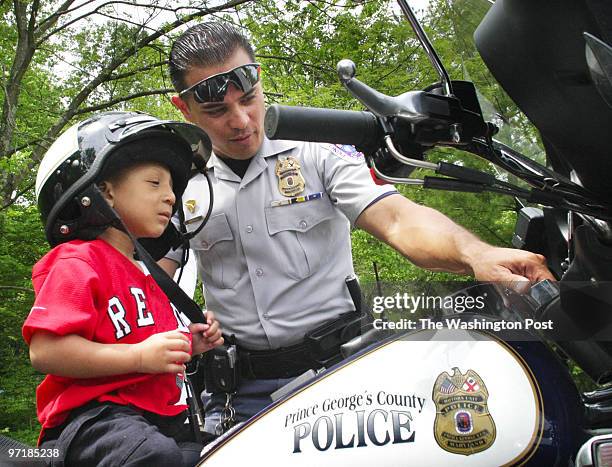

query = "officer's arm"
[159, 257, 179, 277]
[355, 194, 481, 275]
[355, 194, 554, 282]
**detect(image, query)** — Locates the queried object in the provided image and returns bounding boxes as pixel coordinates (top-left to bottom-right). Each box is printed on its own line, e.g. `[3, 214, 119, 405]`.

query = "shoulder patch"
[327, 144, 365, 163]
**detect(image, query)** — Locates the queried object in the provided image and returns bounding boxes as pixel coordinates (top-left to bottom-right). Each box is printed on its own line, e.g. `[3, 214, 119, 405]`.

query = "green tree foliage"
[0, 205, 47, 444]
[0, 0, 256, 210]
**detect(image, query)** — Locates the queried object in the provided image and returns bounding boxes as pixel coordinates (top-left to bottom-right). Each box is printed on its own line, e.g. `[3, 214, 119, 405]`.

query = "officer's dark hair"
[169, 22, 256, 93]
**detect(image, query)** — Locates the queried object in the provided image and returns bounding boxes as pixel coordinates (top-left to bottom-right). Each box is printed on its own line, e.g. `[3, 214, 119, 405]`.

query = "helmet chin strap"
[90, 187, 207, 324]
[171, 168, 215, 285]
[181, 165, 215, 241]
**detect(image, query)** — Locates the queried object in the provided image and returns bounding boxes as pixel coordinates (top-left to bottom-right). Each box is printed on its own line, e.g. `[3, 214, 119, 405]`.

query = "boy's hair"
[99, 139, 175, 186]
[169, 22, 256, 92]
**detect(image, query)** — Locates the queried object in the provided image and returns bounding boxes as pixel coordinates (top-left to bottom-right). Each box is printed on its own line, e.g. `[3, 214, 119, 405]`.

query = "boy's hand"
[190, 310, 224, 355]
[131, 330, 191, 374]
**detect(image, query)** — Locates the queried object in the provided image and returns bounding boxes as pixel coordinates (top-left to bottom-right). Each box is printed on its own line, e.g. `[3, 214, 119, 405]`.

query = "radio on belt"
[204, 344, 240, 393]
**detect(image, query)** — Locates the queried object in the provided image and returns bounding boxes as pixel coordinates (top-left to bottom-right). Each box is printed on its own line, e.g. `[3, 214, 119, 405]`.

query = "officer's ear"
[171, 95, 194, 123]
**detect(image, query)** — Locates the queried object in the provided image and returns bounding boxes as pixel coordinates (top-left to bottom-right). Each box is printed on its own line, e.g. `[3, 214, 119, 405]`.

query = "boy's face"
[172, 47, 265, 160]
[101, 162, 175, 239]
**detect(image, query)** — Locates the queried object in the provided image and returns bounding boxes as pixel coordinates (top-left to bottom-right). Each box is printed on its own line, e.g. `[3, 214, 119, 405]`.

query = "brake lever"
[337, 59, 430, 120]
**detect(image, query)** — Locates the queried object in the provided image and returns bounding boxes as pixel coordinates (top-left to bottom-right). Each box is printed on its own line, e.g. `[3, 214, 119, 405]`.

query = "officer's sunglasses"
[179, 63, 261, 103]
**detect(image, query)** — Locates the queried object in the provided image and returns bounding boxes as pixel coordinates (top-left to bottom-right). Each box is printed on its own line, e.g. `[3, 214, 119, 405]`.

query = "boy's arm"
[29, 329, 191, 378]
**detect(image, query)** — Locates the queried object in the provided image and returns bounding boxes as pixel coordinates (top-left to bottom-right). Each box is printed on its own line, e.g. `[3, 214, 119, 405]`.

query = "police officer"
[160, 22, 554, 436]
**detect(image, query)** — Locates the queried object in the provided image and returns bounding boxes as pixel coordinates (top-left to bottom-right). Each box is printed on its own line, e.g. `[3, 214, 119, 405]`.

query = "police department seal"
[433, 367, 496, 455]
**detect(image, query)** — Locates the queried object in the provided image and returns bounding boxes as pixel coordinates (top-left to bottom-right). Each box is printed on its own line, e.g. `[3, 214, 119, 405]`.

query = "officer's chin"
[229, 136, 260, 159]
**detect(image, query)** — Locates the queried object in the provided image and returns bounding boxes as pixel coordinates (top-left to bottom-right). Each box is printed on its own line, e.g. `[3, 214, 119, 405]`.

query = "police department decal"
[275, 156, 305, 197]
[287, 390, 425, 453]
[199, 338, 542, 466]
[433, 367, 496, 455]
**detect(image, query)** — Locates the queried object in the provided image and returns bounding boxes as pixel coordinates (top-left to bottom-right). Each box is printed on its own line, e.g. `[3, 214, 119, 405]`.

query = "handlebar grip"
[264, 104, 381, 150]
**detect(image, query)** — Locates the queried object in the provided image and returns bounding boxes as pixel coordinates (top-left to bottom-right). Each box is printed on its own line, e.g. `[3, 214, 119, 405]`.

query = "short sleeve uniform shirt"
[167, 138, 397, 350]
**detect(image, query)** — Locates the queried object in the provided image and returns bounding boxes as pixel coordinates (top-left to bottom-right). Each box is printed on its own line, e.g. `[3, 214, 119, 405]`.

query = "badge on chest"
[275, 156, 305, 197]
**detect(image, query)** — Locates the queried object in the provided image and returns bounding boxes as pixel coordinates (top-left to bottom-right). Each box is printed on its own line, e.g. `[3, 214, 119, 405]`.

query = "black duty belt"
[236, 310, 368, 379]
[237, 341, 321, 380]
[202, 310, 368, 387]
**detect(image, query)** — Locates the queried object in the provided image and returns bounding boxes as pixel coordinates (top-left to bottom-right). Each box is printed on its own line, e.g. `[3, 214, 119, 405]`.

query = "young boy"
[23, 111, 222, 466]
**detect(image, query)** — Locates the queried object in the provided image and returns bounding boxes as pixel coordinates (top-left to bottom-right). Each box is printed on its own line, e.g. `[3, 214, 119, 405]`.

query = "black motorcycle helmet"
[35, 111, 212, 258]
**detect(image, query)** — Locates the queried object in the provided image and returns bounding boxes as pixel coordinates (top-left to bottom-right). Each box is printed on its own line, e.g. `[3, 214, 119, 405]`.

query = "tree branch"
[0, 181, 34, 211]
[108, 60, 168, 82]
[0, 1, 32, 157]
[94, 11, 158, 33]
[28, 0, 40, 34]
[38, 0, 202, 29]
[37, 0, 251, 45]
[1, 0, 255, 208]
[75, 89, 174, 115]
[256, 54, 332, 73]
[0, 139, 43, 159]
[35, 0, 76, 36]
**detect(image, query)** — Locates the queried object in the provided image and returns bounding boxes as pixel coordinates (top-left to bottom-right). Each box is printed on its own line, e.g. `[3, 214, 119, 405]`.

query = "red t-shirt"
[23, 239, 192, 441]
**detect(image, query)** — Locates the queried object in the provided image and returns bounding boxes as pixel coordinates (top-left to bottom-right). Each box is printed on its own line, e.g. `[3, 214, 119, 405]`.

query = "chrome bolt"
[59, 225, 70, 235]
[450, 124, 461, 143]
[80, 196, 91, 207]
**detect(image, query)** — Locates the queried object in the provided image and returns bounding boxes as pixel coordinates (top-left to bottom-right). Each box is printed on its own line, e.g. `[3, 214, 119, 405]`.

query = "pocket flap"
[191, 212, 233, 250]
[265, 195, 335, 235]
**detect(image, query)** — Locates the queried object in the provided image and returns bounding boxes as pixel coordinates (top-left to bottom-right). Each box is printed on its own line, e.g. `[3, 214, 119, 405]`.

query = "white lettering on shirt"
[107, 296, 132, 339]
[131, 287, 154, 327]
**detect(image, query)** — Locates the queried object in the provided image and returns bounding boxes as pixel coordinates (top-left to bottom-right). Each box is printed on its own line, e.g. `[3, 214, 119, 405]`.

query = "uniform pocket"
[264, 195, 336, 280]
[191, 213, 239, 289]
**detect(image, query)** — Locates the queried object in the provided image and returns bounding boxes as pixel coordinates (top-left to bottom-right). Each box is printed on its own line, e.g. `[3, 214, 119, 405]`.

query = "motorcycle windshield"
[472, 0, 612, 200]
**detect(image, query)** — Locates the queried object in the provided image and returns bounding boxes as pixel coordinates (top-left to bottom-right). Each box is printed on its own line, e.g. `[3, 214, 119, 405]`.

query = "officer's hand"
[190, 310, 224, 355]
[131, 330, 191, 374]
[469, 246, 555, 286]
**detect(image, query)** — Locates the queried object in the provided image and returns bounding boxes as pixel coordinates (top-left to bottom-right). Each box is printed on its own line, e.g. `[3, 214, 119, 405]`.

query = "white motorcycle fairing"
[198, 328, 578, 466]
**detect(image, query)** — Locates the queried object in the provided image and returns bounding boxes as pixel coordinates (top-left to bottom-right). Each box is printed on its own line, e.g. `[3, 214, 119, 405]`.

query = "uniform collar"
[206, 137, 298, 184]
[258, 137, 298, 159]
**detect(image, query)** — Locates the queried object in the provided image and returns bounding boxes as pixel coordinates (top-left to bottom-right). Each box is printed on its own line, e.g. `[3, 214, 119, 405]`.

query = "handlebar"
[264, 104, 382, 153]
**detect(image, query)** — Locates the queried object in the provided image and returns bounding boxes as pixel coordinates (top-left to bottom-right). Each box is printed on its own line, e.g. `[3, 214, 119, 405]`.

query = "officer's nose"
[228, 105, 249, 130]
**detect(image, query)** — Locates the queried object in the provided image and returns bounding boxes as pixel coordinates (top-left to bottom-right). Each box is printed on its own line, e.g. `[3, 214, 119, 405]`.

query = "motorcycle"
[196, 0, 612, 465]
